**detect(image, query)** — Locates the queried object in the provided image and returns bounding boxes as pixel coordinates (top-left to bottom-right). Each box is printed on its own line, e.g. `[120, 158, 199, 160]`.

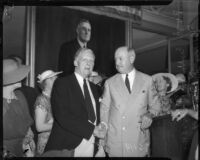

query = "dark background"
[35, 6, 125, 83]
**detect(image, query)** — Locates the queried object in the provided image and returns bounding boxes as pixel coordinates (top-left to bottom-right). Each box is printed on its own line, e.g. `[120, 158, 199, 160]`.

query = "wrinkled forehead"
[115, 47, 128, 58]
[79, 49, 95, 60]
[79, 22, 91, 29]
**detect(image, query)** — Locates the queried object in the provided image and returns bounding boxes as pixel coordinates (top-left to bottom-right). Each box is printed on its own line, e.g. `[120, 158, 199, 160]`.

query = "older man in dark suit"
[58, 19, 93, 77]
[44, 48, 104, 157]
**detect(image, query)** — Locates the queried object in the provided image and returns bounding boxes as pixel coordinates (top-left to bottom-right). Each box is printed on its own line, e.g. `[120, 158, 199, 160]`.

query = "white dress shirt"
[121, 68, 136, 92]
[74, 72, 96, 157]
[77, 38, 87, 48]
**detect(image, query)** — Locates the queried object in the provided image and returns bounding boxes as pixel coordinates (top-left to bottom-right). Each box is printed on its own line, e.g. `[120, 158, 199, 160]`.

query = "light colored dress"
[34, 93, 53, 156]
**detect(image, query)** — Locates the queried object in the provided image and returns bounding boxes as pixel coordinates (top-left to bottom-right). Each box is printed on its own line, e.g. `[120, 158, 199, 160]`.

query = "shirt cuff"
[100, 122, 108, 130]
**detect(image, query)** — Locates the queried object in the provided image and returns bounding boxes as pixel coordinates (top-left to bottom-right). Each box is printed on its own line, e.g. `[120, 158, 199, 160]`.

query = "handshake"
[93, 122, 107, 139]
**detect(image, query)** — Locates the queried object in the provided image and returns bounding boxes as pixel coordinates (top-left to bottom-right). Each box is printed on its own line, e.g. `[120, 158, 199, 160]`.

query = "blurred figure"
[88, 71, 106, 96]
[3, 59, 35, 157]
[170, 73, 198, 160]
[88, 71, 102, 85]
[58, 19, 94, 77]
[169, 73, 192, 110]
[34, 70, 62, 156]
[171, 108, 198, 160]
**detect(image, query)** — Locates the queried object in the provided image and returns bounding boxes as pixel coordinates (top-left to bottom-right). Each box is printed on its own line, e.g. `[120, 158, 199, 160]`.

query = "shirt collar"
[75, 72, 84, 84]
[121, 68, 136, 89]
[77, 38, 87, 48]
[121, 68, 135, 80]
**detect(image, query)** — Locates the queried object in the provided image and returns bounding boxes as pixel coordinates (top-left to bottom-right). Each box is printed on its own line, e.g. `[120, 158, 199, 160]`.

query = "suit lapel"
[115, 74, 132, 97]
[113, 74, 130, 111]
[70, 74, 85, 108]
[90, 83, 100, 124]
[130, 70, 144, 97]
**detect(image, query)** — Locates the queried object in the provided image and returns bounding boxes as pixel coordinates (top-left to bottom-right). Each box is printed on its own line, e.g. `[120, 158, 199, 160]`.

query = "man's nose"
[85, 29, 90, 34]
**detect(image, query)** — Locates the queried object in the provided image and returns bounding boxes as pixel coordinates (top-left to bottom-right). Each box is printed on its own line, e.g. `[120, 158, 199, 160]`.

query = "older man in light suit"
[99, 46, 161, 157]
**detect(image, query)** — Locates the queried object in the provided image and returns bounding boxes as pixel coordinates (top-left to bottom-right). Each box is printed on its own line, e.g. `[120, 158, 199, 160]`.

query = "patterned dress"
[34, 93, 53, 156]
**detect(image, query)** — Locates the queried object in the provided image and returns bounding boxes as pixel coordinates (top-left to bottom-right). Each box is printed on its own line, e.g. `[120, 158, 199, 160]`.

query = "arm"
[141, 77, 161, 129]
[147, 77, 161, 117]
[171, 108, 198, 121]
[52, 79, 95, 140]
[187, 109, 198, 120]
[99, 81, 111, 135]
[35, 107, 53, 132]
[22, 127, 35, 157]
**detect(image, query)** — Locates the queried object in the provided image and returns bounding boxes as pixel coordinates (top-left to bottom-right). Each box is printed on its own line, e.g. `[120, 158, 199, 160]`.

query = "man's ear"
[74, 60, 78, 67]
[130, 55, 135, 64]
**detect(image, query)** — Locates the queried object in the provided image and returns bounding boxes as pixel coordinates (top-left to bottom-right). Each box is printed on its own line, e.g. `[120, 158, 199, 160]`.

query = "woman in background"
[3, 59, 35, 157]
[34, 70, 62, 156]
[172, 108, 198, 160]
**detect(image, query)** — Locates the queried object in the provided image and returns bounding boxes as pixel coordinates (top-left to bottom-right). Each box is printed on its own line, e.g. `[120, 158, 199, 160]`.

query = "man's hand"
[93, 124, 107, 138]
[140, 114, 153, 129]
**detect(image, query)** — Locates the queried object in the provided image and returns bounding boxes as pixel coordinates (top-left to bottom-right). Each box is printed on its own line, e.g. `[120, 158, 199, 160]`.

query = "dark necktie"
[125, 74, 131, 93]
[83, 79, 95, 123]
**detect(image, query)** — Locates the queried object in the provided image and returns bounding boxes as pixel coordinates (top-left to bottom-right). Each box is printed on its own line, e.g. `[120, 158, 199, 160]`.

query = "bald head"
[114, 46, 136, 74]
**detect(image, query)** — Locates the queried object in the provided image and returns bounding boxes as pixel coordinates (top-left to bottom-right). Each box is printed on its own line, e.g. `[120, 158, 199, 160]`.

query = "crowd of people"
[3, 19, 198, 159]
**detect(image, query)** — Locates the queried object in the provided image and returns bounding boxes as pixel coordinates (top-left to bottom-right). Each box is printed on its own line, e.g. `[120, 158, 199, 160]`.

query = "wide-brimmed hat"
[37, 70, 62, 83]
[3, 59, 30, 86]
[152, 73, 178, 94]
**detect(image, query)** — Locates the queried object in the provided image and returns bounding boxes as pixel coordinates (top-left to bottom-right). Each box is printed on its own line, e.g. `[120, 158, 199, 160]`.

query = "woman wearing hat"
[3, 59, 35, 157]
[34, 70, 62, 156]
[152, 73, 179, 115]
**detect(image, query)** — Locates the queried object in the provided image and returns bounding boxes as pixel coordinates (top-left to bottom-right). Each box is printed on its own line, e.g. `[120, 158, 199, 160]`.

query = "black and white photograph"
[2, 1, 199, 159]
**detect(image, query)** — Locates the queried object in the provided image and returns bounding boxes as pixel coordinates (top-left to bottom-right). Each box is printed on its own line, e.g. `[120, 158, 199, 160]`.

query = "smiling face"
[115, 47, 135, 74]
[74, 49, 95, 78]
[77, 21, 91, 43]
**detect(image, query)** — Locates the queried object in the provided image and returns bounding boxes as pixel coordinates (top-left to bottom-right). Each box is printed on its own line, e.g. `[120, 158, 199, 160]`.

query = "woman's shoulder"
[35, 94, 49, 110]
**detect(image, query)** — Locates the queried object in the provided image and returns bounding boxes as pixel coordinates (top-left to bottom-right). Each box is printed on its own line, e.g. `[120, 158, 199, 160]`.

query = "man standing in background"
[58, 19, 93, 77]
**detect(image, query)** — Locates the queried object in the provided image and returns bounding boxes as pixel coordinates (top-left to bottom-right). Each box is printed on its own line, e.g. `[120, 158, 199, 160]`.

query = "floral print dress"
[34, 93, 53, 156]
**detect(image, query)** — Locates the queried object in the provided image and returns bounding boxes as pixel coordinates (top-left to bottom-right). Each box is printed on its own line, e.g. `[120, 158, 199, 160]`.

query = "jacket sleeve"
[51, 79, 95, 140]
[100, 80, 111, 126]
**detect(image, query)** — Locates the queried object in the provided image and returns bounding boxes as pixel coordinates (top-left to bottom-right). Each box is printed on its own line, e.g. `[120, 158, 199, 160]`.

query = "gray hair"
[74, 48, 95, 61]
[76, 19, 91, 30]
